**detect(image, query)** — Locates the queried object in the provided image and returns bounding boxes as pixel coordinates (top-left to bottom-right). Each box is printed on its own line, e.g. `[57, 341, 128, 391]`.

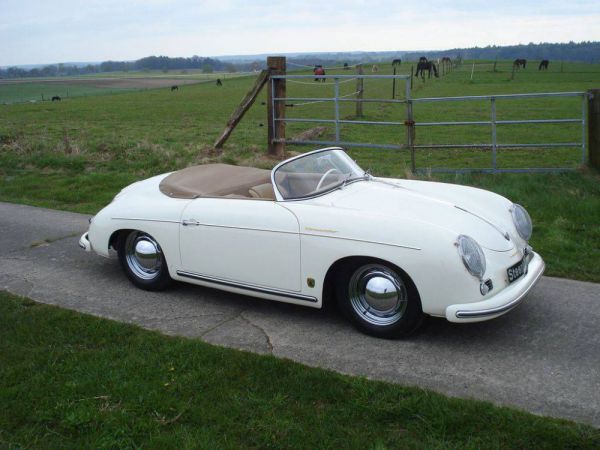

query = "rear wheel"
[336, 260, 423, 338]
[117, 231, 172, 291]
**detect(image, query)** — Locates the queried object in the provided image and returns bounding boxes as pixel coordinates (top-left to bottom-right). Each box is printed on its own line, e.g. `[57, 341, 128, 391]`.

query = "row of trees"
[403, 41, 600, 64]
[0, 55, 240, 79]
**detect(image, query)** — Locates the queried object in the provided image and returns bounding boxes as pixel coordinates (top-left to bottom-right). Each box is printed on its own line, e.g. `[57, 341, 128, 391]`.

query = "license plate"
[507, 258, 527, 284]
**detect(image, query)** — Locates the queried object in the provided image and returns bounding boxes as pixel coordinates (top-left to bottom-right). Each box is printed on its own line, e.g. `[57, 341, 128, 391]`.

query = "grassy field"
[0, 71, 252, 104]
[1, 291, 598, 449]
[1, 60, 599, 281]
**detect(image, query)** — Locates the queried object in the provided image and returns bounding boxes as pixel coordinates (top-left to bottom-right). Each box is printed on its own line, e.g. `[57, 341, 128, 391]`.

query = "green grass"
[1, 60, 600, 281]
[1, 291, 598, 449]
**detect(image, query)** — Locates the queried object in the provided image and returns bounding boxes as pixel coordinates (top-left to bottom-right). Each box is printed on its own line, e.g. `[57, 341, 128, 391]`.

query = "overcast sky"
[1, 0, 599, 66]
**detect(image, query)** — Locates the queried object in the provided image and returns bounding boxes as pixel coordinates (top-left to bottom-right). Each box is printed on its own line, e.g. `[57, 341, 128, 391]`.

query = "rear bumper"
[79, 232, 91, 252]
[445, 252, 545, 323]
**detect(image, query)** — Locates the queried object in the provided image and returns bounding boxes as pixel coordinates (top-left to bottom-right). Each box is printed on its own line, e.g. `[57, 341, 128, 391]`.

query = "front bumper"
[79, 232, 91, 252]
[445, 252, 545, 323]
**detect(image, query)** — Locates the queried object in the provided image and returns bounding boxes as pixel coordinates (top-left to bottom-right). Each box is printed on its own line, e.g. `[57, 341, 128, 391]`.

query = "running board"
[176, 270, 318, 303]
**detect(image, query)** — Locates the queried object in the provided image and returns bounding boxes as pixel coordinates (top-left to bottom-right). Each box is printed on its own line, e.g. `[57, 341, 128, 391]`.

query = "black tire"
[117, 230, 172, 291]
[335, 259, 423, 338]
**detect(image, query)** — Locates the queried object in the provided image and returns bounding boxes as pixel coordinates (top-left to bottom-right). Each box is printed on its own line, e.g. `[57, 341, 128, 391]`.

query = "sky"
[1, 0, 599, 66]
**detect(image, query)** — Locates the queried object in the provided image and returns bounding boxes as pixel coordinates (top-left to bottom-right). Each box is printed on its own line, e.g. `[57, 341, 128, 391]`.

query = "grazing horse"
[343, 62, 349, 70]
[513, 59, 527, 69]
[216, 78, 222, 86]
[415, 61, 439, 79]
[171, 85, 179, 91]
[539, 60, 549, 70]
[392, 58, 402, 66]
[313, 65, 326, 82]
[371, 64, 379, 73]
[51, 96, 61, 101]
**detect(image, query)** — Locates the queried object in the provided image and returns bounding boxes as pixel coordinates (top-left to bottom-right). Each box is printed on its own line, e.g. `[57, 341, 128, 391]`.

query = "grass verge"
[0, 291, 598, 449]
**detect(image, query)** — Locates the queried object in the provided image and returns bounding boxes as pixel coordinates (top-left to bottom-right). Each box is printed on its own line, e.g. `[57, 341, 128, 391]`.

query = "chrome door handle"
[182, 218, 200, 226]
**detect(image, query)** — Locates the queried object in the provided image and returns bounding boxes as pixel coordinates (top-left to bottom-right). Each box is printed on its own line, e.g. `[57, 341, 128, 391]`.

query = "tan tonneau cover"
[159, 163, 271, 199]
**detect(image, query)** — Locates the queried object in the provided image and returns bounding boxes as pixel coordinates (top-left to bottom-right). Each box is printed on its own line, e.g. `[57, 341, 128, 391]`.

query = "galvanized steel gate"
[269, 73, 587, 173]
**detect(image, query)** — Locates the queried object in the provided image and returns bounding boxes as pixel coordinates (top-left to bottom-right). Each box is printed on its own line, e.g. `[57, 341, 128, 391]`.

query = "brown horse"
[513, 59, 527, 69]
[51, 96, 61, 101]
[415, 61, 438, 79]
[538, 60, 549, 70]
[171, 85, 179, 91]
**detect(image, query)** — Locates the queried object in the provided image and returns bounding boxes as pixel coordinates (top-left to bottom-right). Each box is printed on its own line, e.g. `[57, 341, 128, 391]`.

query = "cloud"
[1, 0, 599, 65]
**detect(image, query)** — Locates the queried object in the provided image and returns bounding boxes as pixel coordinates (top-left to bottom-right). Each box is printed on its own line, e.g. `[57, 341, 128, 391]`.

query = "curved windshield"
[273, 148, 366, 200]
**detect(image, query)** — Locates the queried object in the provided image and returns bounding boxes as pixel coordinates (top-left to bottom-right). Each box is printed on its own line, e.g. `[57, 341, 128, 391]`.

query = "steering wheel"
[316, 168, 341, 191]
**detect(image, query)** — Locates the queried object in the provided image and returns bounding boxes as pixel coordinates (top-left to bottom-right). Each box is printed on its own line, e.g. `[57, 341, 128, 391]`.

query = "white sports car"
[80, 147, 544, 338]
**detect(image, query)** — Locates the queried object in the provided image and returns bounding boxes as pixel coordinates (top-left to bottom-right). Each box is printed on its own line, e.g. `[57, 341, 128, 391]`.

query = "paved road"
[1, 201, 599, 427]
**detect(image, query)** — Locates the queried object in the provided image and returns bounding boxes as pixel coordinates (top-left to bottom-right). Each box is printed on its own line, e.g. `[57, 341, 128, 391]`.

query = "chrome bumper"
[446, 252, 545, 323]
[79, 232, 91, 252]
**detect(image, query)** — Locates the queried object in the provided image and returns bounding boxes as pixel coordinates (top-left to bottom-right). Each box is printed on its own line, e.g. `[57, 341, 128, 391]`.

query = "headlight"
[511, 204, 532, 241]
[456, 235, 486, 279]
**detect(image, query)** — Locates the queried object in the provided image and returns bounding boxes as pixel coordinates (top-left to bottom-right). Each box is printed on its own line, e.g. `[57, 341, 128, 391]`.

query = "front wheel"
[117, 231, 172, 291]
[336, 260, 423, 338]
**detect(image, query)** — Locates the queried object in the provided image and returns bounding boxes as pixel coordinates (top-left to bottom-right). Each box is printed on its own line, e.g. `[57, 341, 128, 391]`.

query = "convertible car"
[80, 147, 544, 338]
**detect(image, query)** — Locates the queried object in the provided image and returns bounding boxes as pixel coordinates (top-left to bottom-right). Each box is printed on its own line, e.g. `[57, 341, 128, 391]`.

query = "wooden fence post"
[355, 64, 364, 118]
[410, 66, 414, 90]
[267, 56, 286, 157]
[589, 89, 600, 170]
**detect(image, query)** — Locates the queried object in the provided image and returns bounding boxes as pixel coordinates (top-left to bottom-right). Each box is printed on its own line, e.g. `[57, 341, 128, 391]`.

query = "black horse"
[415, 61, 438, 79]
[216, 78, 222, 86]
[513, 59, 527, 69]
[51, 96, 61, 101]
[539, 60, 549, 70]
[171, 85, 179, 91]
[392, 58, 402, 66]
[343, 62, 349, 70]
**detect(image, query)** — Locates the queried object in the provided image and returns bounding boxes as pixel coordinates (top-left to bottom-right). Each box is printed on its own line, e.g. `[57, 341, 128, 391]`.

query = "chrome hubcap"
[125, 232, 162, 280]
[348, 264, 407, 326]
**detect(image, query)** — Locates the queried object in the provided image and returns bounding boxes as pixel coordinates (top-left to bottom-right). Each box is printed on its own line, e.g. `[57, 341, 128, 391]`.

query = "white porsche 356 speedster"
[80, 147, 544, 338]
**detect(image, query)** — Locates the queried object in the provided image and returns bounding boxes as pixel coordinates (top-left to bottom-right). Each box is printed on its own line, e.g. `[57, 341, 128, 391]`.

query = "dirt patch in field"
[0, 77, 208, 89]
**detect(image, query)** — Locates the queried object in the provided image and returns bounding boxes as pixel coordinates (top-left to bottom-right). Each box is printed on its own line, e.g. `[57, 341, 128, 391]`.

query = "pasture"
[0, 59, 599, 281]
[0, 71, 251, 104]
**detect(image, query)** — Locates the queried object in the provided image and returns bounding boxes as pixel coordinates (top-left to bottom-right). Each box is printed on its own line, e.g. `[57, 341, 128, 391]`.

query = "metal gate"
[270, 73, 587, 173]
[270, 73, 411, 150]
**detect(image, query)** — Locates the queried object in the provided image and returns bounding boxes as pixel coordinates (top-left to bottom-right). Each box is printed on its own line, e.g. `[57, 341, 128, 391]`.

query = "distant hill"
[1, 41, 598, 79]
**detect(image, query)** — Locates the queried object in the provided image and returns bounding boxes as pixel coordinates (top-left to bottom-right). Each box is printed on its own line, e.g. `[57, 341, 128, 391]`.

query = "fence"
[270, 73, 411, 151]
[410, 91, 587, 173]
[269, 72, 587, 173]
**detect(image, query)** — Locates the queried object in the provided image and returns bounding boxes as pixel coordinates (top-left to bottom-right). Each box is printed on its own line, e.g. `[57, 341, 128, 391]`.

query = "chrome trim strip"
[176, 271, 318, 303]
[455, 260, 545, 318]
[112, 217, 181, 224]
[299, 233, 421, 251]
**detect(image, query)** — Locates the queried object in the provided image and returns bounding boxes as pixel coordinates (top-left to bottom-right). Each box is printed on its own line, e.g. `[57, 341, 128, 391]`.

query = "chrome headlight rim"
[511, 203, 532, 241]
[456, 234, 486, 280]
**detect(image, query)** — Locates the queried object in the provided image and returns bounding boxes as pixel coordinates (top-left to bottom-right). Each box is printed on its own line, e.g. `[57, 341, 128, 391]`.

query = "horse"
[419, 56, 428, 64]
[392, 59, 402, 66]
[371, 64, 379, 73]
[216, 78, 222, 86]
[343, 62, 349, 70]
[513, 59, 527, 69]
[538, 60, 549, 70]
[415, 61, 439, 79]
[171, 85, 179, 91]
[313, 65, 326, 82]
[51, 96, 61, 101]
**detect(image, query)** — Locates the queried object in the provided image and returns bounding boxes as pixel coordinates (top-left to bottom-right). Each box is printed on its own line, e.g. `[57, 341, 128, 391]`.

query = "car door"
[179, 198, 301, 292]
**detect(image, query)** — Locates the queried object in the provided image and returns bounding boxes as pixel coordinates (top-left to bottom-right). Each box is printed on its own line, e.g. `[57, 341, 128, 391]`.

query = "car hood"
[308, 178, 515, 252]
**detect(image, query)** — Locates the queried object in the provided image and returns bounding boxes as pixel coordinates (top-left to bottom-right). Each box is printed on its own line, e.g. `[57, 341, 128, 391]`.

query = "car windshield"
[273, 148, 366, 200]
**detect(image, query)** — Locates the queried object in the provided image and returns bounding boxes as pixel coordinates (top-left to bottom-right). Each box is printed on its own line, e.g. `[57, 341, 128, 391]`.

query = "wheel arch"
[322, 255, 421, 309]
